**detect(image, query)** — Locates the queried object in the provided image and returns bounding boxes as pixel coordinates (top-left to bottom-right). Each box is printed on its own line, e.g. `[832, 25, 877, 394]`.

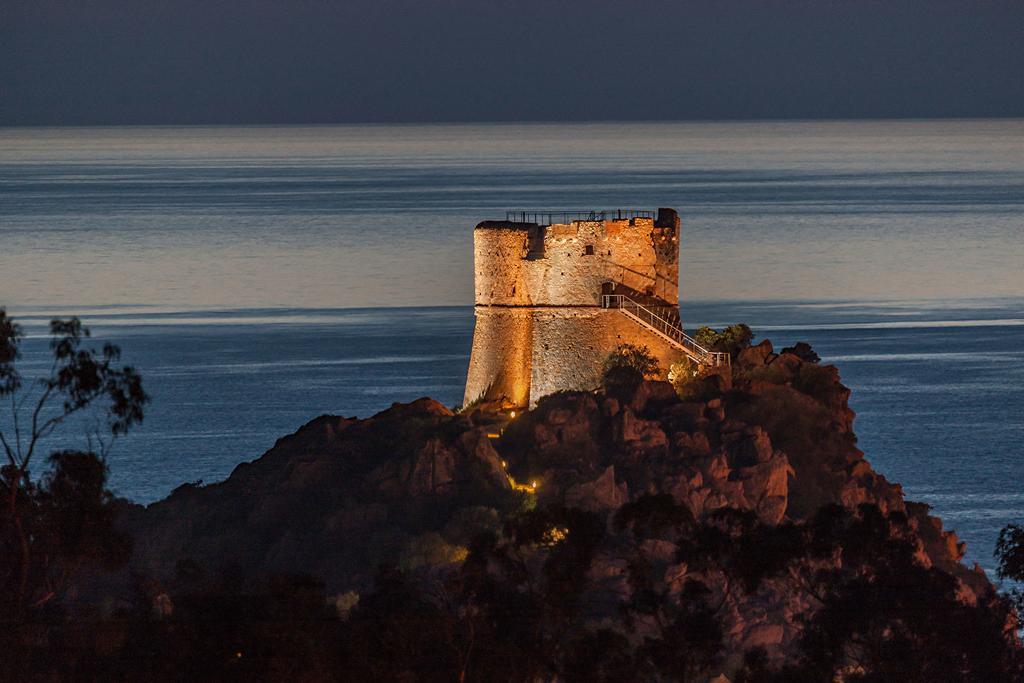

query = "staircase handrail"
[601, 294, 730, 367]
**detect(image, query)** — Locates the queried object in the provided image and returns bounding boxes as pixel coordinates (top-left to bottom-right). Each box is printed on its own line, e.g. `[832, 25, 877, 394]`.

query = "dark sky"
[2, 0, 1022, 125]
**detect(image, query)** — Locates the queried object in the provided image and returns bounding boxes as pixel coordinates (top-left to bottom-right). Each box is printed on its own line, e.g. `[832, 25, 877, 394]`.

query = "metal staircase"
[601, 294, 730, 368]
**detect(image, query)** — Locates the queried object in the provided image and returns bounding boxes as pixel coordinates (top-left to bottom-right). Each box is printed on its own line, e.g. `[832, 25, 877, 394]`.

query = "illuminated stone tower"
[464, 208, 722, 408]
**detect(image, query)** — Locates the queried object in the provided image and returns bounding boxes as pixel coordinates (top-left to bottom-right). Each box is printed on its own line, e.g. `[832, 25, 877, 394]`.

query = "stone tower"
[464, 208, 719, 408]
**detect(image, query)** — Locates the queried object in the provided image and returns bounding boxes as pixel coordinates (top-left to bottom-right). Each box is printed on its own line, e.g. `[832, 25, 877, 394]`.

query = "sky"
[2, 0, 1023, 126]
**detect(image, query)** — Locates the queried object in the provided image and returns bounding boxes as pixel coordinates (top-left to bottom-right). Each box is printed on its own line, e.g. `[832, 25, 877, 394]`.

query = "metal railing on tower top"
[601, 294, 730, 368]
[505, 209, 655, 225]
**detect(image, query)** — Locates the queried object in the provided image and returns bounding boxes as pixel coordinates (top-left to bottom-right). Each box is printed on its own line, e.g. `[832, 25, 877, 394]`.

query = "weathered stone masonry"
[464, 208, 686, 407]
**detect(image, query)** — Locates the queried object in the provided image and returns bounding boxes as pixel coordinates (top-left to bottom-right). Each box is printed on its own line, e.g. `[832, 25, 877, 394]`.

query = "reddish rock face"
[477, 364, 1001, 667]
[736, 339, 774, 371]
[126, 397, 511, 591]
[124, 345, 1006, 675]
[564, 466, 629, 512]
[504, 379, 797, 526]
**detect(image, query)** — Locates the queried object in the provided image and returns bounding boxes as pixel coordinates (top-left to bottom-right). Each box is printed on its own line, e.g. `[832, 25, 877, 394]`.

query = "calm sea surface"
[1, 121, 1022, 575]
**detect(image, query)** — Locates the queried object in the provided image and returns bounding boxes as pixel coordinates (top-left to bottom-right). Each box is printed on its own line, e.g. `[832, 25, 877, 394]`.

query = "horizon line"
[3, 114, 1024, 131]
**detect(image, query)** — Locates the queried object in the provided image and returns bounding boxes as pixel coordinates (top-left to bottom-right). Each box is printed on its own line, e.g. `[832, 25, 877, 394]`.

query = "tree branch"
[24, 383, 55, 472]
[0, 428, 16, 468]
[12, 392, 24, 463]
[24, 384, 102, 473]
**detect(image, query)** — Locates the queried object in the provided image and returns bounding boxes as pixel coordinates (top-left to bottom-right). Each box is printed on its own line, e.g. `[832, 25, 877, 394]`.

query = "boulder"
[672, 431, 712, 457]
[631, 380, 679, 414]
[564, 466, 629, 512]
[767, 352, 803, 380]
[736, 339, 774, 370]
[615, 409, 668, 449]
[742, 623, 785, 650]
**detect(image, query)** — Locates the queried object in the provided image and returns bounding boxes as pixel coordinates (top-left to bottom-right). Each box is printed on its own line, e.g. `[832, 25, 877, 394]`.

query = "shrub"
[613, 493, 694, 537]
[399, 532, 468, 570]
[602, 344, 660, 396]
[443, 506, 502, 546]
[781, 341, 820, 363]
[669, 358, 721, 401]
[693, 326, 719, 349]
[792, 363, 837, 405]
[694, 324, 754, 359]
[668, 357, 698, 392]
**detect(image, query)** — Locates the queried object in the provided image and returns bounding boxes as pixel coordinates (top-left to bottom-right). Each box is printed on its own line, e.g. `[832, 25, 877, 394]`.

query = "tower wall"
[529, 308, 685, 402]
[463, 307, 686, 407]
[465, 209, 682, 408]
[463, 307, 533, 408]
[473, 224, 535, 306]
[473, 216, 678, 307]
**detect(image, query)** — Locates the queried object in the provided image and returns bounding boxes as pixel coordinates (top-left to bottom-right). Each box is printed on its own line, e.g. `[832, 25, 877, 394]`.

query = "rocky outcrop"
[123, 343, 1008, 678]
[126, 398, 512, 590]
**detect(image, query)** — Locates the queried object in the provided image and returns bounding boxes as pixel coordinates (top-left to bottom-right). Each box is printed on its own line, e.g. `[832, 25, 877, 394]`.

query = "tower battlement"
[473, 208, 679, 308]
[465, 208, 692, 408]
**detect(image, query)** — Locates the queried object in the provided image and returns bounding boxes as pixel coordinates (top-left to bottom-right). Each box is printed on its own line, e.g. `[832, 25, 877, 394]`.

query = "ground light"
[486, 407, 523, 439]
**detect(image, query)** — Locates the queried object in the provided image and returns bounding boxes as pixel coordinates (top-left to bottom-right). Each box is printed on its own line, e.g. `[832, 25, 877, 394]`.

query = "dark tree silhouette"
[0, 309, 148, 618]
[995, 523, 1024, 611]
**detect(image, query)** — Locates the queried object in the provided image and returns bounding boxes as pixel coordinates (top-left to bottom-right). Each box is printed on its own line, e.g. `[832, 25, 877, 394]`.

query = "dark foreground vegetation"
[2, 310, 1022, 681]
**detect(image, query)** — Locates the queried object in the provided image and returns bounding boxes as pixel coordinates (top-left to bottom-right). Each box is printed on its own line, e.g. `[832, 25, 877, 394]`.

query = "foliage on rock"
[602, 343, 661, 396]
[694, 323, 755, 359]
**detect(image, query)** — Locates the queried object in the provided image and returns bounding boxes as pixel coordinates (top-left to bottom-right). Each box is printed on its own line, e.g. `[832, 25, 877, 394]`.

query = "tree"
[602, 344, 660, 396]
[0, 310, 148, 616]
[995, 524, 1024, 611]
[694, 324, 754, 359]
[0, 449, 133, 681]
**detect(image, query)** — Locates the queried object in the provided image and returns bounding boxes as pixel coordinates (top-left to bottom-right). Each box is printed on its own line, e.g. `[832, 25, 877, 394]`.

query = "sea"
[1, 120, 1022, 577]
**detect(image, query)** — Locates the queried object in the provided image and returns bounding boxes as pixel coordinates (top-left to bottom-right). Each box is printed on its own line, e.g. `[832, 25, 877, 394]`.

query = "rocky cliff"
[124, 340, 1015, 680]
